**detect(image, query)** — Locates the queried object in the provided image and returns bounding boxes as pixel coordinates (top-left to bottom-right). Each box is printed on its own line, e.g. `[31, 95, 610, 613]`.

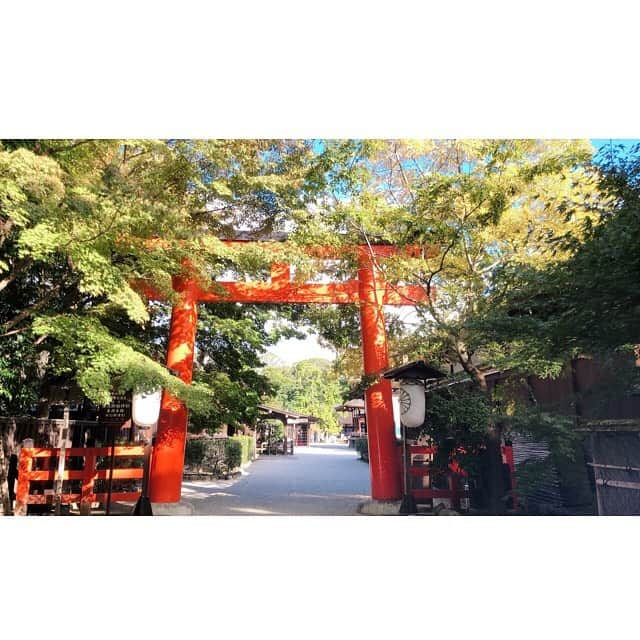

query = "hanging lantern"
[392, 390, 402, 440]
[398, 383, 426, 428]
[132, 389, 163, 428]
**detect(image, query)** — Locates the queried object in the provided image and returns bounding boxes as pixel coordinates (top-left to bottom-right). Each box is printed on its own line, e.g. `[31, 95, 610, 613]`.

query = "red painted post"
[149, 277, 199, 503]
[503, 444, 517, 510]
[358, 249, 402, 501]
[14, 448, 33, 516]
[80, 450, 96, 515]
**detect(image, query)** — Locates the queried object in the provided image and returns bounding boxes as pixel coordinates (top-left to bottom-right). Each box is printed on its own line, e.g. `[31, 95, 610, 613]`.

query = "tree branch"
[0, 327, 29, 339]
[1, 286, 60, 333]
[0, 258, 32, 293]
[46, 140, 94, 155]
[393, 143, 417, 209]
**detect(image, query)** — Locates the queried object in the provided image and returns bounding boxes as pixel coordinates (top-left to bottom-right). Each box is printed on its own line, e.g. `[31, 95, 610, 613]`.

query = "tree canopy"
[263, 358, 345, 434]
[471, 142, 640, 367]
[0, 139, 358, 417]
[287, 139, 612, 512]
[294, 139, 600, 383]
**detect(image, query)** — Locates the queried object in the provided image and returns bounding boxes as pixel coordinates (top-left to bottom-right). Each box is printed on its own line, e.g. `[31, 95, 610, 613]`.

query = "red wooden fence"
[14, 446, 144, 516]
[405, 444, 516, 510]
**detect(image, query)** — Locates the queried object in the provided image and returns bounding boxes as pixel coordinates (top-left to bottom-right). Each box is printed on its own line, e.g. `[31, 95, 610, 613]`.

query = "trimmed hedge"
[230, 435, 255, 466]
[224, 439, 242, 470]
[353, 436, 369, 462]
[184, 435, 255, 476]
[184, 438, 206, 467]
[184, 438, 227, 475]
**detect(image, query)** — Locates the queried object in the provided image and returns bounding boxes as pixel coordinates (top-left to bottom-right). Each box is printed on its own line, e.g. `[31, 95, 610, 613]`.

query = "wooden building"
[335, 398, 366, 439]
[257, 404, 320, 446]
[413, 354, 640, 514]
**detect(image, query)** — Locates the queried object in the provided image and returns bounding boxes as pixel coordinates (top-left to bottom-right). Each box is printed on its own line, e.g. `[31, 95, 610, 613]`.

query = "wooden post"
[14, 448, 33, 516]
[149, 277, 199, 503]
[0, 444, 10, 516]
[358, 249, 402, 500]
[80, 449, 96, 516]
[449, 474, 460, 510]
[54, 405, 69, 516]
[105, 426, 116, 515]
[503, 444, 517, 510]
[133, 437, 154, 516]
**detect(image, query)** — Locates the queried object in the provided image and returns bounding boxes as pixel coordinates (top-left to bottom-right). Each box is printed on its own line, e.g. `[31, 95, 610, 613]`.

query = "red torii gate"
[146, 241, 429, 503]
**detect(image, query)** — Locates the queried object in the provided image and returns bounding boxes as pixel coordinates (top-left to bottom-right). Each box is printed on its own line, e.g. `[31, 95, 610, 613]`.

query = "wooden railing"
[257, 438, 294, 455]
[404, 444, 516, 510]
[14, 446, 145, 516]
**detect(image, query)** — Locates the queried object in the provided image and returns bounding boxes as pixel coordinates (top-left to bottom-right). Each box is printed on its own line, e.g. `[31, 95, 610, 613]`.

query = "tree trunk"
[485, 424, 506, 515]
[0, 440, 11, 516]
[476, 372, 506, 514]
[36, 377, 56, 419]
[455, 344, 507, 514]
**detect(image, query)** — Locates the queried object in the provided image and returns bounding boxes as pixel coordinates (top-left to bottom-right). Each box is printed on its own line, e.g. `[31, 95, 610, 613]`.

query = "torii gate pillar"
[149, 276, 199, 503]
[358, 253, 402, 500]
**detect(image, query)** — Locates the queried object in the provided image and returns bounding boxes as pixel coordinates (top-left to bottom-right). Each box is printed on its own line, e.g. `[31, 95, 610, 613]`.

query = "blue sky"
[591, 138, 639, 155]
[591, 138, 639, 150]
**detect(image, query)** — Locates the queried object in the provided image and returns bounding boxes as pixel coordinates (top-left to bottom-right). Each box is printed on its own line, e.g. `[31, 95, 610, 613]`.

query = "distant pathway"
[180, 443, 371, 515]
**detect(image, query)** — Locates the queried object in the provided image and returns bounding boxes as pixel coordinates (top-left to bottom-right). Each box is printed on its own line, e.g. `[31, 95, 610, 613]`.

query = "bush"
[184, 439, 206, 467]
[224, 439, 243, 470]
[354, 436, 369, 462]
[230, 435, 255, 465]
[184, 438, 226, 475]
[184, 435, 254, 476]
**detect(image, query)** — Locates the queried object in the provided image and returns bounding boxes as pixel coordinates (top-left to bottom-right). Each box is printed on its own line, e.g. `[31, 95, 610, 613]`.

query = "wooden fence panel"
[14, 446, 144, 516]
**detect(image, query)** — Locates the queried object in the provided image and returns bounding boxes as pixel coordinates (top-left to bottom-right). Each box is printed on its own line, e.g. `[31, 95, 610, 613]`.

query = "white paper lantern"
[132, 389, 163, 427]
[398, 383, 425, 428]
[392, 391, 402, 440]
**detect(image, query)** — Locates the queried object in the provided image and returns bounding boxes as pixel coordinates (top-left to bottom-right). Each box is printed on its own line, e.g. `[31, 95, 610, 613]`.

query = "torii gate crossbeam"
[146, 243, 429, 503]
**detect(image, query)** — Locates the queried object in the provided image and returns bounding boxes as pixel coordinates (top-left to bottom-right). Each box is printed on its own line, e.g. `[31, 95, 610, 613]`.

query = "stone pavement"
[169, 442, 372, 515]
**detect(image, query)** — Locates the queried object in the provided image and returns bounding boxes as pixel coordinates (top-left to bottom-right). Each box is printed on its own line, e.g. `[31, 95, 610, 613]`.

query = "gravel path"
[180, 443, 371, 515]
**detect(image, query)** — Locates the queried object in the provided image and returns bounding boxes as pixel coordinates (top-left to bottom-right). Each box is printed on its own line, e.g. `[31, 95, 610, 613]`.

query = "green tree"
[263, 358, 345, 434]
[294, 139, 598, 512]
[474, 142, 640, 365]
[0, 139, 358, 415]
[462, 143, 640, 512]
[189, 304, 300, 433]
